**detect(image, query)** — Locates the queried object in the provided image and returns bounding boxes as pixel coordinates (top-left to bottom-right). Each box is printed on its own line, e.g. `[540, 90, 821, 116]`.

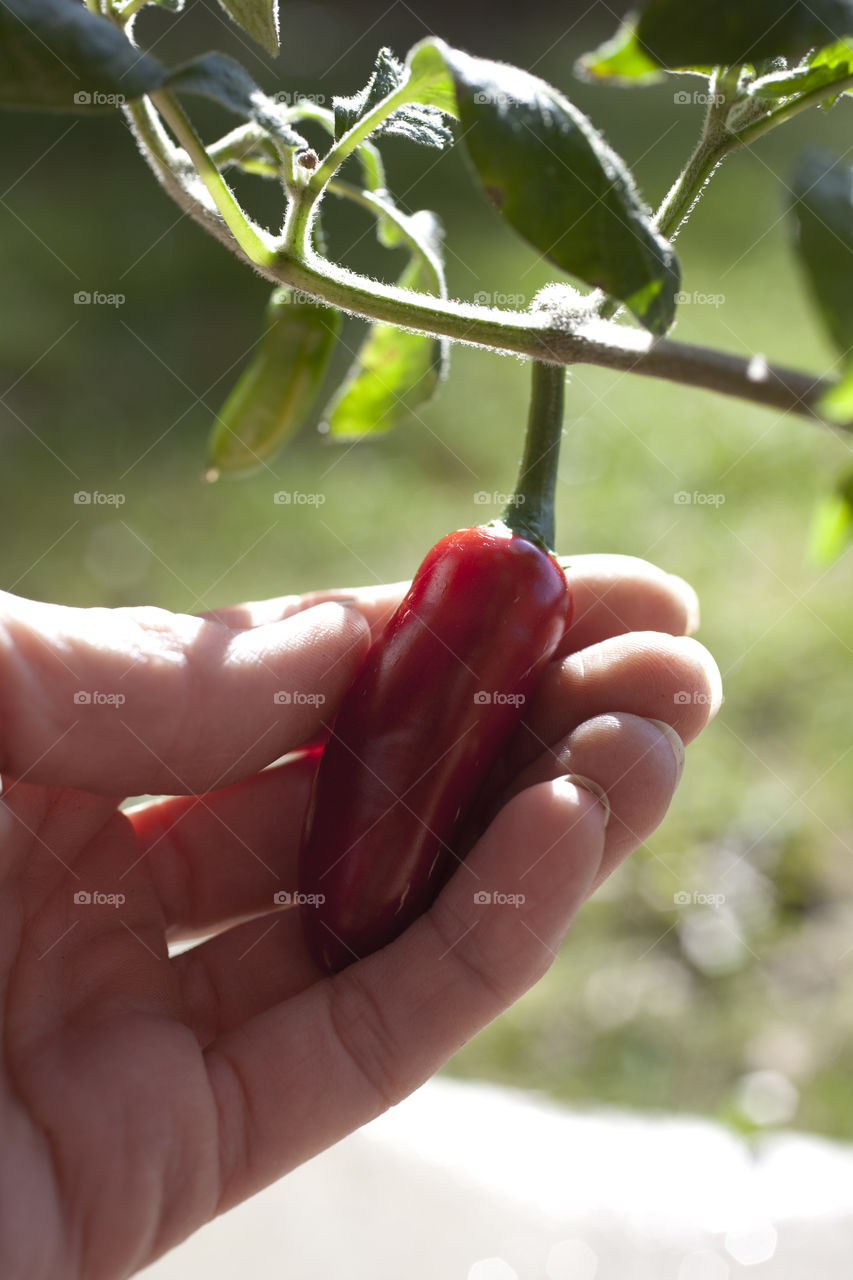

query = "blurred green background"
[2, 1, 852, 1139]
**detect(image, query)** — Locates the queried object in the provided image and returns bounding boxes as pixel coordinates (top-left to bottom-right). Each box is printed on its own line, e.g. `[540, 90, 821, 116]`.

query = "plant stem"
[129, 89, 851, 433]
[735, 70, 853, 146]
[327, 181, 442, 289]
[284, 84, 408, 255]
[117, 0, 148, 18]
[502, 361, 565, 549]
[150, 91, 274, 267]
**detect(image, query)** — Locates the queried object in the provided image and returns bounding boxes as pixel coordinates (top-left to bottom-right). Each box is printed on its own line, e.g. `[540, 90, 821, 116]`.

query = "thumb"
[0, 594, 369, 796]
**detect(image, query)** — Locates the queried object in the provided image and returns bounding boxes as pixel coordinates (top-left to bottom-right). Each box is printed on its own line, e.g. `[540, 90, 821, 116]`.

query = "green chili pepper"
[207, 287, 341, 477]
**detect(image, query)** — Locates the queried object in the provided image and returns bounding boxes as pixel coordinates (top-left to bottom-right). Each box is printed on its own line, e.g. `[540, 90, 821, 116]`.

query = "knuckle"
[325, 966, 408, 1113]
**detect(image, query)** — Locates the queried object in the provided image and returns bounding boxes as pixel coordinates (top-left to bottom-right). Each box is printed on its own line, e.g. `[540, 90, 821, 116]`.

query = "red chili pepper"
[299, 521, 571, 972]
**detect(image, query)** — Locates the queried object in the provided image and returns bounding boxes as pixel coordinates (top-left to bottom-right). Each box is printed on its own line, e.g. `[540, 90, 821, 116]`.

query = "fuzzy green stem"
[150, 91, 274, 267]
[501, 361, 565, 549]
[283, 84, 408, 255]
[117, 0, 148, 18]
[735, 71, 853, 146]
[327, 181, 442, 290]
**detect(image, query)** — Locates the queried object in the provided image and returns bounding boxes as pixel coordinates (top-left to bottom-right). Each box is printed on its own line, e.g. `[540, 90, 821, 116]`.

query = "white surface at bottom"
[139, 1076, 853, 1279]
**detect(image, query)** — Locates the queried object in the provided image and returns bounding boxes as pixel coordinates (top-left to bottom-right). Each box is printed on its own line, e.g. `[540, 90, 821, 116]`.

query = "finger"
[559, 554, 700, 653]
[127, 756, 317, 938]
[196, 555, 699, 653]
[501, 712, 684, 891]
[199, 583, 408, 643]
[204, 777, 611, 1206]
[0, 594, 369, 796]
[173, 711, 685, 1049]
[133, 633, 716, 937]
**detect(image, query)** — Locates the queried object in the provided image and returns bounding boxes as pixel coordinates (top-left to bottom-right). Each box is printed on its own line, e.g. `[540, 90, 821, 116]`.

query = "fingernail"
[668, 573, 701, 634]
[645, 719, 685, 785]
[560, 773, 611, 827]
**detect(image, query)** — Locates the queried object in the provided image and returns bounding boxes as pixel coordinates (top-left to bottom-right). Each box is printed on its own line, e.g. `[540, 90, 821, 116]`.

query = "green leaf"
[215, 0, 280, 58]
[414, 39, 680, 335]
[635, 0, 853, 69]
[575, 17, 666, 85]
[209, 289, 341, 476]
[404, 40, 460, 116]
[752, 38, 853, 99]
[808, 470, 853, 564]
[325, 256, 447, 439]
[790, 149, 853, 356]
[168, 53, 307, 150]
[0, 0, 168, 113]
[818, 359, 853, 422]
[333, 47, 452, 149]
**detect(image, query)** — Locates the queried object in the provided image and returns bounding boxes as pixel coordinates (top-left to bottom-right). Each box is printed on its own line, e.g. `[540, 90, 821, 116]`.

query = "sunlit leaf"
[325, 255, 446, 438]
[808, 470, 853, 564]
[575, 17, 665, 85]
[215, 0, 279, 58]
[410, 38, 679, 334]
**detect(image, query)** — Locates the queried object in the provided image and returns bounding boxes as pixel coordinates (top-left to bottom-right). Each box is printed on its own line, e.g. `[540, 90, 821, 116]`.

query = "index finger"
[201, 553, 699, 649]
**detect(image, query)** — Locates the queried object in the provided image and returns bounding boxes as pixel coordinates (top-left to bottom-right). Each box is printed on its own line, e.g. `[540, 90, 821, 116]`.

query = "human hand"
[0, 558, 720, 1279]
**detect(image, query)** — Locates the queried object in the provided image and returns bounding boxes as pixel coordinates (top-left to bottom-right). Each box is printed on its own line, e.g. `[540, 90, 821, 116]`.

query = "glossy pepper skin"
[298, 522, 571, 972]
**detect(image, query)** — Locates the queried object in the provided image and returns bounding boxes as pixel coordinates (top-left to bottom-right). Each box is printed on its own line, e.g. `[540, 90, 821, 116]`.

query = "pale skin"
[0, 556, 722, 1279]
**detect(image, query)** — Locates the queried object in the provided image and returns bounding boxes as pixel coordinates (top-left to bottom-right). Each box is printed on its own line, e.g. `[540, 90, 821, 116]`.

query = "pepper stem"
[500, 359, 565, 551]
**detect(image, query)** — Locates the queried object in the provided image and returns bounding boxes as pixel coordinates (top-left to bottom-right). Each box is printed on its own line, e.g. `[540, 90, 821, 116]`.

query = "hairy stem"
[150, 91, 274, 266]
[502, 361, 565, 549]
